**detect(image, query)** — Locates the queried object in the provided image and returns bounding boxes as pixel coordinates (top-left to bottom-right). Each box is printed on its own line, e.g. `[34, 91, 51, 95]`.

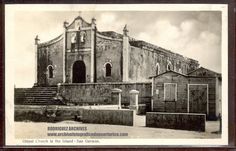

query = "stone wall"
[36, 16, 201, 86]
[146, 112, 205, 131]
[14, 88, 31, 105]
[82, 109, 133, 126]
[58, 82, 152, 110]
[15, 105, 83, 122]
[66, 51, 91, 83]
[129, 44, 199, 82]
[38, 37, 64, 86]
[96, 35, 123, 82]
[65, 28, 93, 83]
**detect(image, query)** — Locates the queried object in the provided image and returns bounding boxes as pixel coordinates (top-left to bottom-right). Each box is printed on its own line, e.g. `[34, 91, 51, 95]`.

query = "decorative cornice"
[97, 33, 122, 42]
[38, 34, 63, 47]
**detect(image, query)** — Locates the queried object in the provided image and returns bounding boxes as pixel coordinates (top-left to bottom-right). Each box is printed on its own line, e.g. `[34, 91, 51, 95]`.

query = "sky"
[12, 10, 222, 87]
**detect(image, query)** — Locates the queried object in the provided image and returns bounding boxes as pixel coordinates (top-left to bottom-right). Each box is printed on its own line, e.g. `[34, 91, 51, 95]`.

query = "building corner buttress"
[90, 17, 96, 83]
[122, 25, 129, 82]
[34, 35, 40, 86]
[63, 21, 68, 83]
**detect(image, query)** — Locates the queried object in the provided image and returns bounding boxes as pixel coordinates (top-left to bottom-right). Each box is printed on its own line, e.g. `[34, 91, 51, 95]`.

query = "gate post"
[129, 90, 139, 114]
[111, 88, 122, 109]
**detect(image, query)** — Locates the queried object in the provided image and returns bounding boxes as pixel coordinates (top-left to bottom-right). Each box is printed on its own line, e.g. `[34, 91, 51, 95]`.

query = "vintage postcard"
[5, 4, 228, 146]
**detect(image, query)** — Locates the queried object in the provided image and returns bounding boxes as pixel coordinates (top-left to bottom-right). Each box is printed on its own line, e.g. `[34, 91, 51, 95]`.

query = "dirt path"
[15, 118, 220, 139]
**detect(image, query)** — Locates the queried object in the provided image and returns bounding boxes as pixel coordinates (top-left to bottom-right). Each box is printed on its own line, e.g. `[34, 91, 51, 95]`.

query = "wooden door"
[189, 84, 208, 114]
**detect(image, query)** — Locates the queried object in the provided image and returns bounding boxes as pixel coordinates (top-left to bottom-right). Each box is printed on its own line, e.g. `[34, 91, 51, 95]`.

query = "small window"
[105, 63, 112, 77]
[71, 33, 77, 50]
[164, 83, 177, 101]
[80, 31, 86, 43]
[48, 65, 54, 78]
[167, 61, 172, 71]
[167, 64, 171, 71]
[156, 63, 160, 75]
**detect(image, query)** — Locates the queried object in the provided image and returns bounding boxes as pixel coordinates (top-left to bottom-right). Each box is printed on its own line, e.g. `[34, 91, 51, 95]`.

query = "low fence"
[82, 109, 134, 126]
[15, 105, 133, 126]
[58, 82, 152, 110]
[146, 112, 205, 132]
[15, 105, 83, 122]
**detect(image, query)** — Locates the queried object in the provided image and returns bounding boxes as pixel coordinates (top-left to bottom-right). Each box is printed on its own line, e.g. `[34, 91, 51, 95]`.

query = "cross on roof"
[78, 11, 82, 16]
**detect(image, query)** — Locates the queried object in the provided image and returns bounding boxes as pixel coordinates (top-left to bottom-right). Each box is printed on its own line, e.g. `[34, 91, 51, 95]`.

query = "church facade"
[35, 16, 199, 86]
[22, 15, 221, 120]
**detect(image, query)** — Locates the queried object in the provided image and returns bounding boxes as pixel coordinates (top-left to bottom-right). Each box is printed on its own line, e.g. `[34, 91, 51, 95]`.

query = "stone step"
[23, 93, 57, 95]
[23, 90, 57, 92]
[24, 93, 57, 95]
[23, 100, 64, 105]
[29, 90, 57, 92]
[30, 88, 56, 89]
[28, 92, 57, 94]
[25, 97, 55, 100]
[15, 86, 61, 105]
[15, 89, 56, 93]
[31, 89, 57, 91]
[24, 97, 54, 100]
[24, 93, 56, 96]
[18, 93, 55, 96]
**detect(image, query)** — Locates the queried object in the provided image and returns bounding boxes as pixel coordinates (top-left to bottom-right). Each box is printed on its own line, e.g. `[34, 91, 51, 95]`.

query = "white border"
[5, 4, 228, 146]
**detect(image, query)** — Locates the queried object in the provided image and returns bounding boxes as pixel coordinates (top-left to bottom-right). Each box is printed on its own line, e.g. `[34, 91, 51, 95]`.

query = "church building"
[35, 16, 200, 86]
[14, 15, 221, 120]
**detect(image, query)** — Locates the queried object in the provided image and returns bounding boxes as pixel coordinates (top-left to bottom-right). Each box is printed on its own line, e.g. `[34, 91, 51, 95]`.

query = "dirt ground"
[15, 114, 221, 139]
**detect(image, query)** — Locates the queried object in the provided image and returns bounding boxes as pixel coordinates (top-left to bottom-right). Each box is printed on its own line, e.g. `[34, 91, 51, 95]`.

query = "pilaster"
[34, 35, 40, 86]
[63, 21, 68, 83]
[90, 18, 96, 83]
[122, 25, 129, 82]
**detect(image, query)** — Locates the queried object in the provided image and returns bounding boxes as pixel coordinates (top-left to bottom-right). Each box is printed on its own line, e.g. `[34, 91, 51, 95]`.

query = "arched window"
[80, 31, 86, 43]
[47, 65, 54, 78]
[156, 63, 160, 75]
[167, 61, 172, 71]
[104, 62, 112, 77]
[71, 33, 77, 50]
[105, 64, 112, 77]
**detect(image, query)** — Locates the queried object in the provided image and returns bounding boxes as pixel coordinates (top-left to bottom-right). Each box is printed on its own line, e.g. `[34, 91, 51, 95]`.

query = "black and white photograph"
[5, 4, 228, 146]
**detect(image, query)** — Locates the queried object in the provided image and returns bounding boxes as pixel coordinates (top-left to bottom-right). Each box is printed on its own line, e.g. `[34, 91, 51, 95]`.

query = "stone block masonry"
[82, 109, 134, 126]
[14, 105, 84, 122]
[146, 112, 205, 132]
[58, 82, 152, 110]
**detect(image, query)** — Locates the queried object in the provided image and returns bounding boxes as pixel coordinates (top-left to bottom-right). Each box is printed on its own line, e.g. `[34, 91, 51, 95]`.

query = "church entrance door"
[72, 60, 86, 83]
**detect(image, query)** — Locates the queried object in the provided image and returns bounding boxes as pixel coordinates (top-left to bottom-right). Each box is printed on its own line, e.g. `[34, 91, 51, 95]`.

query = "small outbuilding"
[150, 67, 221, 120]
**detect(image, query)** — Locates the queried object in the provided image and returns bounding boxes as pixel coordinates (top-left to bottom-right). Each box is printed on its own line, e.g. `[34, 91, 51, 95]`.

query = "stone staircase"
[15, 86, 65, 105]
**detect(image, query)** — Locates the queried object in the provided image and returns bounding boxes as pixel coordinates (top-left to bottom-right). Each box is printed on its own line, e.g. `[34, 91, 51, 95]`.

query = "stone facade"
[37, 35, 64, 86]
[96, 35, 123, 82]
[33, 16, 221, 120]
[58, 82, 152, 110]
[36, 16, 199, 86]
